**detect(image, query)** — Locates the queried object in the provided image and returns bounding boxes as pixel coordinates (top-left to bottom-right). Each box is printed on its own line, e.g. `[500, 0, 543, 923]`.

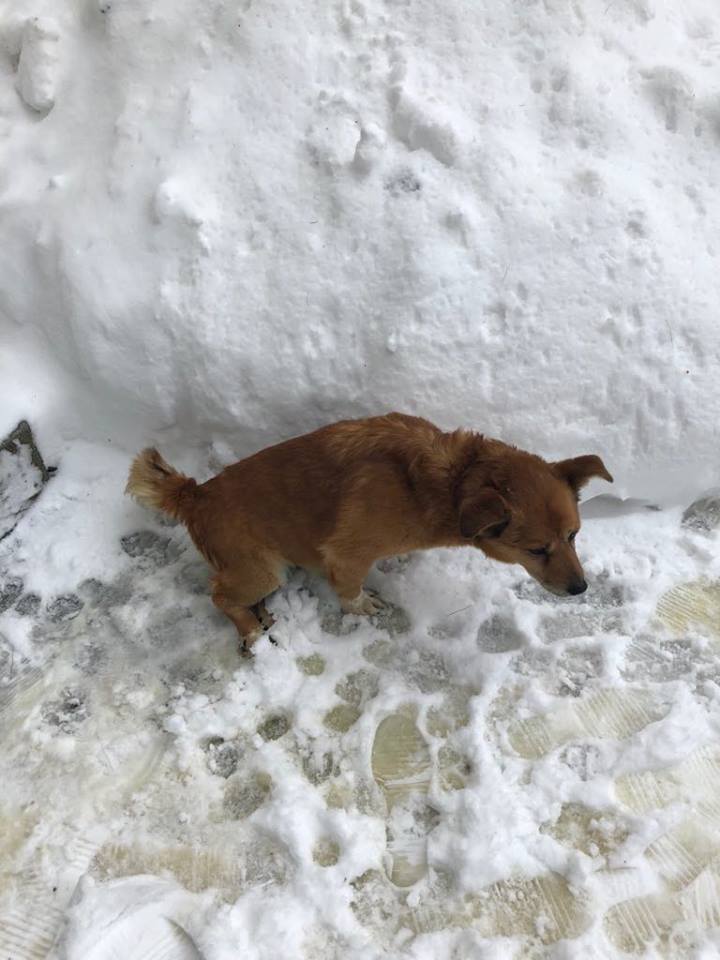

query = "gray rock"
[46, 594, 83, 623]
[75, 642, 107, 674]
[335, 669, 379, 707]
[407, 649, 451, 693]
[78, 575, 133, 608]
[682, 493, 720, 532]
[223, 772, 272, 819]
[15, 592, 41, 617]
[301, 748, 336, 785]
[0, 576, 23, 613]
[42, 687, 89, 732]
[205, 738, 242, 779]
[477, 614, 526, 653]
[120, 530, 179, 564]
[0, 421, 49, 540]
[257, 713, 290, 741]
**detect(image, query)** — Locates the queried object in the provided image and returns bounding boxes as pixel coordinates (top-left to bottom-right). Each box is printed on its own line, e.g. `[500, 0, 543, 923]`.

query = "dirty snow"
[2, 0, 720, 957]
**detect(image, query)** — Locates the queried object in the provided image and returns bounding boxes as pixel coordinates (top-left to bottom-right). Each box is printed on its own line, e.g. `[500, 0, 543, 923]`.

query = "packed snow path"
[2, 489, 720, 959]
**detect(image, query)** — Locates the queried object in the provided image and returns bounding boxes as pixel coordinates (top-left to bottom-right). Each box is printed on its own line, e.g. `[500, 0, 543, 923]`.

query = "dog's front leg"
[325, 556, 385, 616]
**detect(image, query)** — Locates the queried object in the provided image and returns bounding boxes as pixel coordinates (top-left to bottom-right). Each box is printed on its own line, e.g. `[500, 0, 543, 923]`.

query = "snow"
[2, 0, 720, 956]
[2, 0, 720, 494]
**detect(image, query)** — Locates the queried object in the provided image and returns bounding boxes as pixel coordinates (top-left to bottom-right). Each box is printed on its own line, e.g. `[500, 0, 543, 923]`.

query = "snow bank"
[1, 0, 719, 497]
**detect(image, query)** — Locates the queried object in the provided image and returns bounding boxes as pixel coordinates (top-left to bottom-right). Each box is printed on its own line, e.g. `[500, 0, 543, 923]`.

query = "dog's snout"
[567, 578, 587, 596]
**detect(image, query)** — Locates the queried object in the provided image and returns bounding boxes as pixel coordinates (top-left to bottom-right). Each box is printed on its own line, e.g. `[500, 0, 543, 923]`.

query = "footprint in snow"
[370, 709, 434, 887]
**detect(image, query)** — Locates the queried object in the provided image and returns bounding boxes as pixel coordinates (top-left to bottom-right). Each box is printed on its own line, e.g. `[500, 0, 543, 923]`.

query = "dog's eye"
[568, 531, 578, 543]
[528, 546, 549, 557]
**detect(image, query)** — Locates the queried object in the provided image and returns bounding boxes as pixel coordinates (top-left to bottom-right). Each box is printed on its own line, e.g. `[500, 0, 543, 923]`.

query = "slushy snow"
[1, 0, 720, 957]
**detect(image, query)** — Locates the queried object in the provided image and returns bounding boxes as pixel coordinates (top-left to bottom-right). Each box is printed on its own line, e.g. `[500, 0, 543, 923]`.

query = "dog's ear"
[553, 455, 613, 495]
[459, 488, 511, 540]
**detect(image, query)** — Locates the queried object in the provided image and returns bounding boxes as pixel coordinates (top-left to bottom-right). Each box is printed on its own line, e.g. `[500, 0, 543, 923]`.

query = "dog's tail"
[125, 448, 198, 521]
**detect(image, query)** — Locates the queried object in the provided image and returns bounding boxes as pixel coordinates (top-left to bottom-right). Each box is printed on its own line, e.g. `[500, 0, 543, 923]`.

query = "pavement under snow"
[3, 464, 720, 959]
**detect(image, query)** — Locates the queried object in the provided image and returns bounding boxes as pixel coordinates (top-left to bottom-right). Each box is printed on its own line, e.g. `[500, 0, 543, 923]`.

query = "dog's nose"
[567, 578, 587, 596]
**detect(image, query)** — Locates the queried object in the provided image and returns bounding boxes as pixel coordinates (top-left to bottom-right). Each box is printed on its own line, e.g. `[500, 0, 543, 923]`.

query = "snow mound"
[1, 0, 719, 499]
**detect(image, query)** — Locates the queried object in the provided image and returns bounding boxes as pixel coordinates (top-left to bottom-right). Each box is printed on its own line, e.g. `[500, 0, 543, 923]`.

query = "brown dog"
[126, 413, 612, 652]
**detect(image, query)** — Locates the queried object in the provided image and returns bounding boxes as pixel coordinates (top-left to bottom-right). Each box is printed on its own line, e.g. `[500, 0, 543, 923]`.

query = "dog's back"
[191, 413, 452, 569]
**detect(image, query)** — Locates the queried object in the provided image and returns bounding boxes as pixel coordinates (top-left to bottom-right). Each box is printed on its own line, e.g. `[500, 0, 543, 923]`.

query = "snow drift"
[1, 0, 719, 494]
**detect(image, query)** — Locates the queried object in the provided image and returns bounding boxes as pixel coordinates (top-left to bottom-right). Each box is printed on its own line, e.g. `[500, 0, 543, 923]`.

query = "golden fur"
[126, 413, 612, 652]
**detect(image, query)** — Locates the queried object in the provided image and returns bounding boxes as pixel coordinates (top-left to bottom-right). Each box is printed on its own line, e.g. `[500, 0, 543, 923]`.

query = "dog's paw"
[240, 625, 281, 657]
[239, 640, 254, 658]
[341, 589, 386, 617]
[254, 601, 276, 632]
[238, 627, 263, 658]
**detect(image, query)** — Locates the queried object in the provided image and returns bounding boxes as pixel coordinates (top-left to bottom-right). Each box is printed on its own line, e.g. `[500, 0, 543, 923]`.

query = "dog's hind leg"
[211, 562, 280, 656]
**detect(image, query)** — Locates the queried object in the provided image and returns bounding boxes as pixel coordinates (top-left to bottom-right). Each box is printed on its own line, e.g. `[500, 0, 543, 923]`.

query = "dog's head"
[457, 450, 613, 596]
